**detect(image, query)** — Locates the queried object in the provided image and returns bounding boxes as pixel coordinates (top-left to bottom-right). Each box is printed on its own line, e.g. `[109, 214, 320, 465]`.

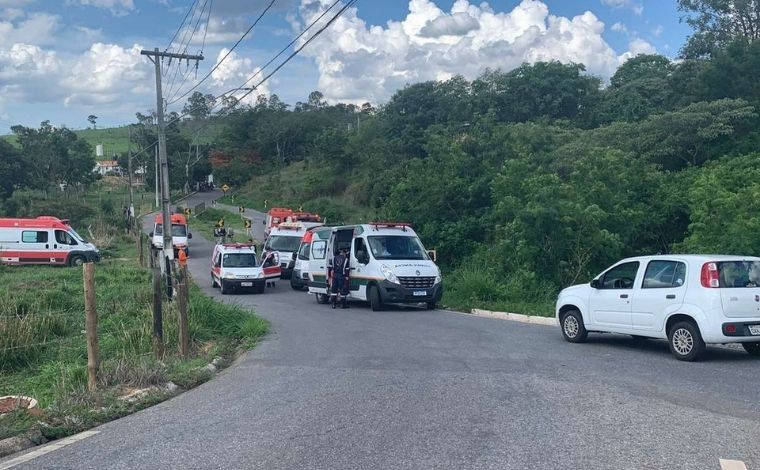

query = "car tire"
[742, 342, 760, 356]
[290, 278, 302, 290]
[369, 285, 383, 311]
[560, 310, 588, 343]
[220, 280, 230, 295]
[69, 255, 86, 267]
[316, 293, 328, 304]
[668, 321, 705, 361]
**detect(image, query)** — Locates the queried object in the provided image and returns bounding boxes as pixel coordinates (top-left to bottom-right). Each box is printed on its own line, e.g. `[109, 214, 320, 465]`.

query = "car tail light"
[700, 262, 720, 288]
[725, 324, 737, 334]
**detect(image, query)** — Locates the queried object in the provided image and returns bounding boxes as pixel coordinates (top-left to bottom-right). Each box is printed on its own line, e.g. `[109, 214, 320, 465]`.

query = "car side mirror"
[590, 279, 600, 288]
[427, 250, 437, 262]
[188, 232, 193, 239]
[149, 231, 153, 237]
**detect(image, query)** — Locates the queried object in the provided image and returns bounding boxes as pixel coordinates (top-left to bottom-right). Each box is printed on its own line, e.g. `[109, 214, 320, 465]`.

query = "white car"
[556, 255, 760, 361]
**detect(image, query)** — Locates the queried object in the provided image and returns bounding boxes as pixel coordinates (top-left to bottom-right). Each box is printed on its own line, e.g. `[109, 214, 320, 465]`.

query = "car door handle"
[45, 244, 49, 249]
[620, 294, 628, 299]
[54, 244, 58, 249]
[666, 294, 676, 299]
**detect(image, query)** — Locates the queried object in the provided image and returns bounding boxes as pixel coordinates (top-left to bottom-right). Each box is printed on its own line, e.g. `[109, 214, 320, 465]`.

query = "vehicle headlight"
[257, 272, 265, 279]
[435, 273, 442, 284]
[223, 273, 236, 279]
[381, 264, 399, 284]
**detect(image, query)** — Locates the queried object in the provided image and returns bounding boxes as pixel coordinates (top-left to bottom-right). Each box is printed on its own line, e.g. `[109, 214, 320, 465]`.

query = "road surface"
[3, 190, 759, 469]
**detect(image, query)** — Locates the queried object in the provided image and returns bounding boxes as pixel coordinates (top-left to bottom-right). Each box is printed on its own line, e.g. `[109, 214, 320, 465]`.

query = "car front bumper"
[377, 280, 443, 304]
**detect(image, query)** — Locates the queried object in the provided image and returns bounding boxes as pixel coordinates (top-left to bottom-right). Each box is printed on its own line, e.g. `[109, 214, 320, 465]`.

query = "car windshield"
[68, 228, 87, 243]
[265, 235, 302, 252]
[367, 236, 429, 260]
[223, 253, 257, 268]
[718, 261, 760, 288]
[155, 224, 188, 237]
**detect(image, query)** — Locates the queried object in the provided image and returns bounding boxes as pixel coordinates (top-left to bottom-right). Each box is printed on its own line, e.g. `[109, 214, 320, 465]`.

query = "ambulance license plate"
[413, 290, 426, 297]
[749, 325, 760, 335]
[241, 282, 253, 287]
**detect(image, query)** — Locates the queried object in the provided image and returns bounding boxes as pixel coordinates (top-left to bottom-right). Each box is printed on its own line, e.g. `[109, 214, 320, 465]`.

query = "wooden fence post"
[152, 266, 164, 359]
[177, 266, 189, 359]
[138, 233, 145, 267]
[83, 263, 99, 391]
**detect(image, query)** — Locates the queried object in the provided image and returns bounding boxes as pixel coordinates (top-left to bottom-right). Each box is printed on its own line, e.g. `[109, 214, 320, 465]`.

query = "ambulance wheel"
[316, 293, 328, 304]
[369, 285, 383, 311]
[220, 281, 230, 295]
[69, 255, 86, 267]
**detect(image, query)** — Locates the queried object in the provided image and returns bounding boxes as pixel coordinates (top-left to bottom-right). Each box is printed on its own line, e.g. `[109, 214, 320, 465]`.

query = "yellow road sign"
[244, 219, 252, 229]
[239, 206, 245, 213]
[222, 184, 230, 193]
[184, 208, 192, 216]
[217, 218, 225, 227]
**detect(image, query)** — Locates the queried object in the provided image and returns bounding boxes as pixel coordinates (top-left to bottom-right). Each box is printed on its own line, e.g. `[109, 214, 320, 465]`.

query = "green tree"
[182, 91, 215, 120]
[678, 0, 760, 58]
[0, 139, 26, 198]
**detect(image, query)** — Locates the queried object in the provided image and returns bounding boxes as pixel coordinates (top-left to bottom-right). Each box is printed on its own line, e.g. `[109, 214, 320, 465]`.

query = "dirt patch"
[0, 397, 32, 414]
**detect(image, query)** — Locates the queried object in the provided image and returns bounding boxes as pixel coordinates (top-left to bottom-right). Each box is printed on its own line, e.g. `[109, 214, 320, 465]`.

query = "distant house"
[93, 160, 123, 176]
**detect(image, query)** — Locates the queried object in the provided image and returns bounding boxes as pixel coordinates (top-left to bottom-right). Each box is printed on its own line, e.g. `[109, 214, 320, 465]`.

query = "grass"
[190, 207, 253, 244]
[0, 188, 268, 444]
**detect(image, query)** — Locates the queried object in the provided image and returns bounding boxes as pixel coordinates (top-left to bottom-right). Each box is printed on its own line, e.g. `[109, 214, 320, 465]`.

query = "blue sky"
[0, 0, 693, 134]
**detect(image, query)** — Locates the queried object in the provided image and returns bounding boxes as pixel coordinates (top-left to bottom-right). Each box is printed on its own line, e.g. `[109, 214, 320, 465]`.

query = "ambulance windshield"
[368, 236, 429, 261]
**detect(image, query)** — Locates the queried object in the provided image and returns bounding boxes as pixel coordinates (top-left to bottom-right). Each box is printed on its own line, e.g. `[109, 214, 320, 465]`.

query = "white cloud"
[0, 12, 60, 47]
[617, 38, 656, 62]
[210, 48, 270, 105]
[0, 0, 34, 6]
[0, 44, 63, 103]
[295, 0, 656, 104]
[652, 25, 664, 37]
[75, 0, 135, 16]
[611, 22, 628, 34]
[600, 0, 643, 15]
[2, 7, 25, 20]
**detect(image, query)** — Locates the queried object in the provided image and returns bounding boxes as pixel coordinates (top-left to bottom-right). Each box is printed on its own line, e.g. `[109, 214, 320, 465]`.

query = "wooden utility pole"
[177, 265, 189, 358]
[152, 266, 164, 358]
[83, 263, 99, 391]
[127, 124, 134, 233]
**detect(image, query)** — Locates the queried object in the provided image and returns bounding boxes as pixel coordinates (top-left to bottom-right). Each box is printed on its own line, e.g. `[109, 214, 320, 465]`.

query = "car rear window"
[718, 261, 760, 288]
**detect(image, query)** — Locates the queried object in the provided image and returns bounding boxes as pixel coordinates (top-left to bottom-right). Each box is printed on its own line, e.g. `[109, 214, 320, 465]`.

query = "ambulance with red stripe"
[291, 226, 331, 291]
[210, 243, 281, 295]
[150, 213, 192, 256]
[0, 216, 100, 266]
[264, 221, 324, 279]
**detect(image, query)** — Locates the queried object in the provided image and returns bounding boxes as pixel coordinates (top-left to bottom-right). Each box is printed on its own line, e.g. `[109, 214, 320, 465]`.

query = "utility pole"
[141, 48, 203, 263]
[155, 145, 159, 209]
[127, 125, 134, 232]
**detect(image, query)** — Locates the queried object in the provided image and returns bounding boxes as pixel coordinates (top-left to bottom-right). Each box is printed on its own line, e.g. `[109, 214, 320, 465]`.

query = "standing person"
[329, 247, 350, 309]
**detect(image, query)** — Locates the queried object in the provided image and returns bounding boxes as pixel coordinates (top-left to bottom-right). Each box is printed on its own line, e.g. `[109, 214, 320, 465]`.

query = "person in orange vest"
[178, 248, 187, 267]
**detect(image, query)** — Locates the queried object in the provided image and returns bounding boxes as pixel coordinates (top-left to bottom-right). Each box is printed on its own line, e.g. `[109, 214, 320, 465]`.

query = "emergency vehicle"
[150, 213, 192, 256]
[323, 222, 442, 311]
[305, 227, 334, 303]
[291, 227, 330, 291]
[210, 243, 281, 295]
[264, 208, 294, 237]
[264, 221, 323, 279]
[0, 216, 100, 266]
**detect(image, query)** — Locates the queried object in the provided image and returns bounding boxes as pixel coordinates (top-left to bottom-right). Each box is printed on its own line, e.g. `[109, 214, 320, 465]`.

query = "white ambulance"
[322, 222, 442, 310]
[210, 243, 281, 295]
[264, 221, 323, 279]
[0, 216, 100, 266]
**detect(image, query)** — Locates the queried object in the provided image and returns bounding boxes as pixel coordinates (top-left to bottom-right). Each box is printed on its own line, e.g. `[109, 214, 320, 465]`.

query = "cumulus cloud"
[210, 48, 270, 105]
[0, 42, 151, 107]
[0, 12, 60, 47]
[295, 0, 656, 104]
[611, 22, 628, 34]
[617, 38, 656, 62]
[600, 0, 643, 15]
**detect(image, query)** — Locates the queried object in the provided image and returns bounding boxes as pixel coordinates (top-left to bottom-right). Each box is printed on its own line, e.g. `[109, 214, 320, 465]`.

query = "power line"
[165, 0, 210, 99]
[165, 0, 200, 52]
[167, 0, 277, 106]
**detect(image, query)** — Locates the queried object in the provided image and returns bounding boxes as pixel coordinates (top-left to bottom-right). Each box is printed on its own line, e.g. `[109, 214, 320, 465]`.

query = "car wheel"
[742, 342, 760, 356]
[290, 278, 301, 290]
[69, 255, 86, 267]
[220, 280, 230, 295]
[369, 285, 383, 311]
[560, 310, 588, 343]
[316, 293, 328, 304]
[668, 321, 705, 361]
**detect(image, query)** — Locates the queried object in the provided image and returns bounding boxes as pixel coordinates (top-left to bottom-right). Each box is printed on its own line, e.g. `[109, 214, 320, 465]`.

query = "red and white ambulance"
[0, 216, 100, 266]
[150, 213, 192, 256]
[210, 243, 281, 295]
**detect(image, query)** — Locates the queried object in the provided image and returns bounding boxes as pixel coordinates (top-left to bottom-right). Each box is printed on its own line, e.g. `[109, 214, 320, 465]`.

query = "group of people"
[213, 224, 235, 245]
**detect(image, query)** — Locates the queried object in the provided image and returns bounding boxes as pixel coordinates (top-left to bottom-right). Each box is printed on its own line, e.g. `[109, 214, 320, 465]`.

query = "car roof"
[618, 254, 760, 263]
[215, 244, 256, 254]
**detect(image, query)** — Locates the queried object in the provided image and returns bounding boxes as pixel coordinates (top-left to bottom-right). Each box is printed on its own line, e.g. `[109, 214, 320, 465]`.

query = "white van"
[0, 216, 100, 266]
[323, 223, 442, 310]
[305, 227, 333, 302]
[264, 221, 323, 279]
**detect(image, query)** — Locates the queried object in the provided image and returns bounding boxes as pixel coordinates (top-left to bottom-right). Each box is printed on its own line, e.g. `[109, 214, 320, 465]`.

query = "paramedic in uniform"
[329, 247, 350, 309]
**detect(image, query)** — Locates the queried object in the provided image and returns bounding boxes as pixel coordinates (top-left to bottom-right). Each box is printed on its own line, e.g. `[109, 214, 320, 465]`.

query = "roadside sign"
[244, 219, 252, 229]
[239, 206, 245, 214]
[184, 208, 192, 216]
[222, 184, 230, 193]
[217, 218, 225, 227]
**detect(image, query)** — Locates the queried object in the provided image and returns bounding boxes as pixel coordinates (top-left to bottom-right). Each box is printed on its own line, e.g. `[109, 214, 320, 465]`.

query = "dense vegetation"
[211, 37, 760, 313]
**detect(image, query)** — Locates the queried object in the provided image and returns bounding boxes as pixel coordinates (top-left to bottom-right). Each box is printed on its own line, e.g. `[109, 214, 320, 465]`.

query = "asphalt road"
[4, 190, 760, 469]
